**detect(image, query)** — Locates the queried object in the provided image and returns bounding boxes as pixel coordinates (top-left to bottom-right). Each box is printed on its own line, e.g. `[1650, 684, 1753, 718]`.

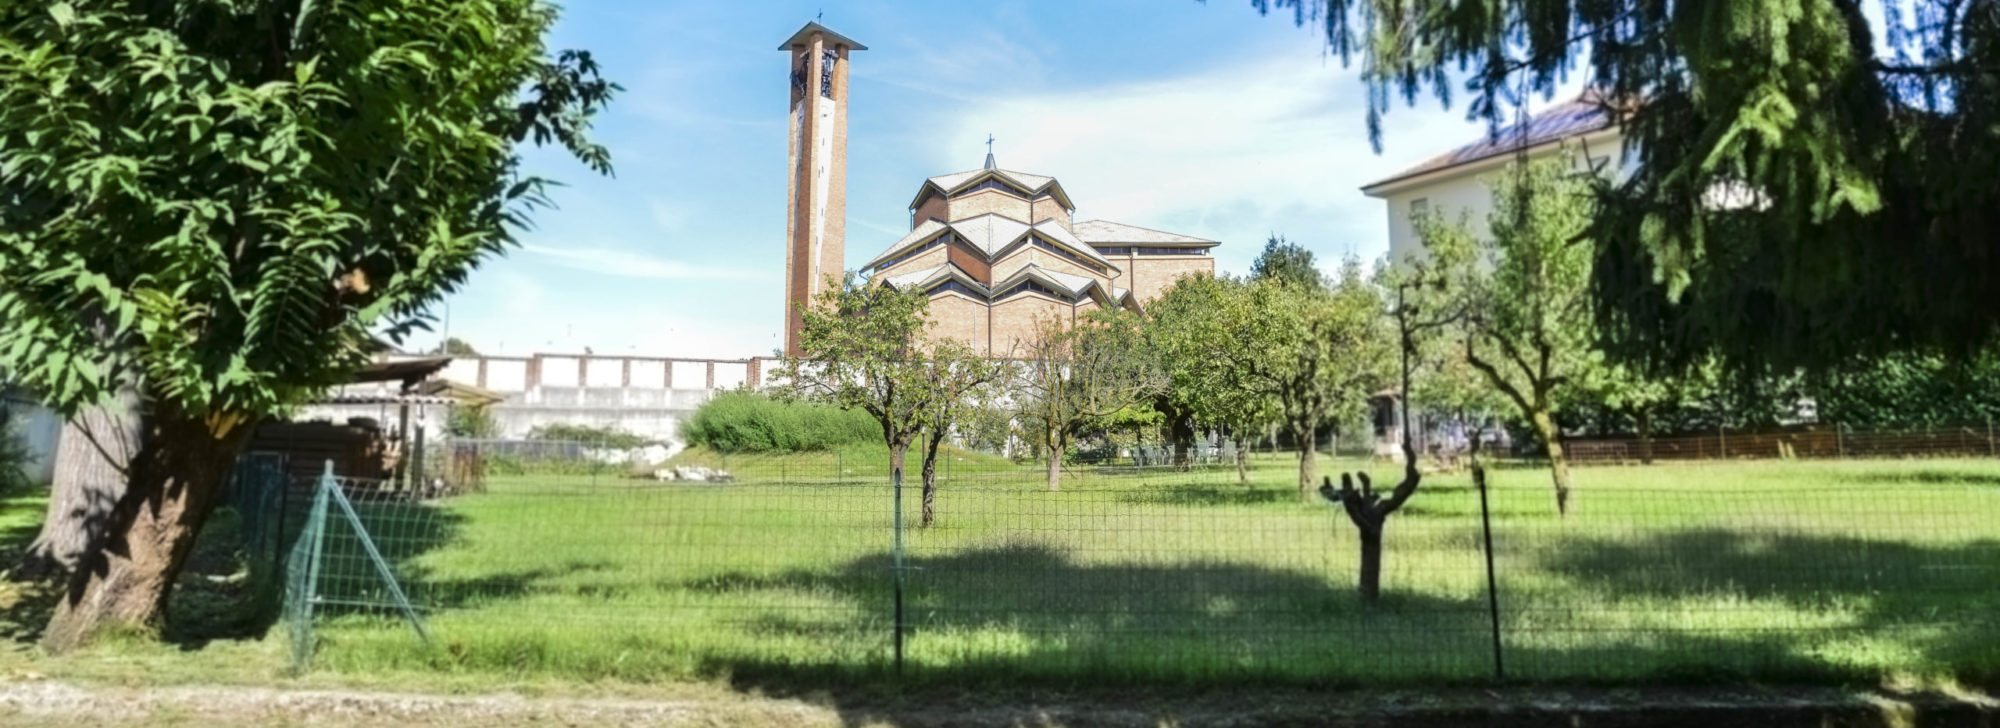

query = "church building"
[863, 150, 1220, 356]
[778, 21, 1218, 358]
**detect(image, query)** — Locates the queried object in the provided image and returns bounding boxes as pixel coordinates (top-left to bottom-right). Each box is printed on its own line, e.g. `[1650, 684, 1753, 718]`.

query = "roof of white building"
[1361, 89, 1621, 194]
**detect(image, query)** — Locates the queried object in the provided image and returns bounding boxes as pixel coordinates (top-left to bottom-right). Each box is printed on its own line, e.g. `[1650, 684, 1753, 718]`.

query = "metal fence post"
[892, 465, 906, 675]
[1718, 423, 1728, 459]
[1475, 458, 1504, 680]
[1988, 417, 1996, 458]
[1836, 422, 1846, 459]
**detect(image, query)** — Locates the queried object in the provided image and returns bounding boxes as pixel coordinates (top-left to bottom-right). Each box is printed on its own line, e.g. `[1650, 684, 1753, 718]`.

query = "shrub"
[680, 391, 878, 453]
[448, 404, 499, 438]
[526, 423, 656, 449]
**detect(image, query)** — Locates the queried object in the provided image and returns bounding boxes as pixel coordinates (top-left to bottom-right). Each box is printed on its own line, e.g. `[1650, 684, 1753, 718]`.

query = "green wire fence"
[233, 435, 2000, 684]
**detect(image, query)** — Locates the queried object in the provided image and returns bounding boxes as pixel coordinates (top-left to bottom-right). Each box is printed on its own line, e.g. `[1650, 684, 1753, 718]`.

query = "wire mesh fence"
[1564, 420, 2000, 463]
[237, 439, 2000, 685]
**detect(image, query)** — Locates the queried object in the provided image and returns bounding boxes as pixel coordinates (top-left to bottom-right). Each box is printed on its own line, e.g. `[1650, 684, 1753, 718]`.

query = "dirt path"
[0, 679, 1993, 727]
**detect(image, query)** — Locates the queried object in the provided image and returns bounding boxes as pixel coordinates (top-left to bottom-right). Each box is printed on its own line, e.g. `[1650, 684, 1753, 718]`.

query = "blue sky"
[414, 0, 1581, 359]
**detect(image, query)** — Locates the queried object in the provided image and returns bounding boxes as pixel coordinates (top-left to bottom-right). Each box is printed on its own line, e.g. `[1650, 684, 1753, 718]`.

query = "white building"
[1361, 90, 1632, 261]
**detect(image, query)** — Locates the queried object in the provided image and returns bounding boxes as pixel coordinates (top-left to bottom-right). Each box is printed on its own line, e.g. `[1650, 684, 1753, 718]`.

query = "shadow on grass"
[1114, 483, 1295, 507]
[683, 540, 1495, 690]
[1523, 528, 2000, 680]
[165, 491, 468, 649]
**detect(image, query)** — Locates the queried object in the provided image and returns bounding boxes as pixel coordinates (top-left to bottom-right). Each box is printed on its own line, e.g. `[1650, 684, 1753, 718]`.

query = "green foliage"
[779, 275, 936, 459]
[0, 1, 617, 419]
[680, 391, 880, 454]
[526, 423, 655, 450]
[1148, 273, 1276, 446]
[1248, 235, 1322, 290]
[1419, 158, 1599, 420]
[1012, 310, 1167, 468]
[1809, 347, 2000, 428]
[446, 405, 498, 439]
[434, 338, 480, 357]
[1259, 0, 2000, 370]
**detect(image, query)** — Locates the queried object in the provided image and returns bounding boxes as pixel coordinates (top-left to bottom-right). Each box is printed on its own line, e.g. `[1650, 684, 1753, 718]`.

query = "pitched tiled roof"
[1362, 90, 1618, 193]
[1073, 219, 1217, 247]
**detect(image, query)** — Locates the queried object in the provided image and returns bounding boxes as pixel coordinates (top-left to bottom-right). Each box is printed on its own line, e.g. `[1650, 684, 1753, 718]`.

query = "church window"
[1409, 198, 1429, 219]
[1133, 246, 1203, 256]
[926, 280, 978, 297]
[999, 280, 1065, 300]
[820, 48, 838, 98]
[1097, 247, 1132, 256]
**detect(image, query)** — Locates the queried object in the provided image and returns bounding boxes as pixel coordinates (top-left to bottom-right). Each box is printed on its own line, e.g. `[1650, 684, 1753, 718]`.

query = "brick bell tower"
[781, 22, 865, 357]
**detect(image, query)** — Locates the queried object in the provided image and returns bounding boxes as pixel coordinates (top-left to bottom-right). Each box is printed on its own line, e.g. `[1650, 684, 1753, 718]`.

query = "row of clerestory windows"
[1094, 246, 1208, 256]
[877, 232, 955, 270]
[923, 278, 1077, 302]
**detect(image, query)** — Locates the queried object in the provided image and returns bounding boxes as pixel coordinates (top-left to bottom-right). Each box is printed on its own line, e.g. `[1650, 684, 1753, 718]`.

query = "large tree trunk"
[1233, 430, 1249, 486]
[1294, 422, 1317, 501]
[1530, 409, 1573, 516]
[1045, 428, 1062, 492]
[1170, 414, 1194, 471]
[23, 392, 142, 577]
[918, 434, 942, 527]
[42, 403, 255, 653]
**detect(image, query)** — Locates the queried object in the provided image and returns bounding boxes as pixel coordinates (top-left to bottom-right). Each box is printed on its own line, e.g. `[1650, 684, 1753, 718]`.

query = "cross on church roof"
[983, 134, 996, 170]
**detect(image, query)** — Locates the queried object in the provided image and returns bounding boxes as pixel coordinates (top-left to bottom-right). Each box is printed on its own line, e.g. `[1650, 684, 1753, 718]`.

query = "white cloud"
[929, 52, 1552, 274]
[521, 244, 771, 282]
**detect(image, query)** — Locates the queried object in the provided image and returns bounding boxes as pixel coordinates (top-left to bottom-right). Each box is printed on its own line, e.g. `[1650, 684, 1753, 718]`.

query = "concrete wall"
[1120, 254, 1216, 302]
[2, 395, 60, 485]
[358, 353, 779, 450]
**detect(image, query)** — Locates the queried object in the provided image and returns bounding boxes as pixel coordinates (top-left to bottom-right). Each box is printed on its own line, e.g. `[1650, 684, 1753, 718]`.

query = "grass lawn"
[278, 451, 2000, 688]
[1, 451, 1996, 692]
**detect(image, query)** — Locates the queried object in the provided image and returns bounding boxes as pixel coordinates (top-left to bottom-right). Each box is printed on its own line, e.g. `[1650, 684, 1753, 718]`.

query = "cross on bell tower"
[780, 21, 866, 357]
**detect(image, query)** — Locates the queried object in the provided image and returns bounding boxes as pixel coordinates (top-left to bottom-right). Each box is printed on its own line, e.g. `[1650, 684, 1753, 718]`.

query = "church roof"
[910, 168, 1074, 211]
[777, 22, 867, 51]
[1361, 89, 1619, 194]
[878, 262, 1139, 311]
[862, 213, 1114, 271]
[1073, 220, 1218, 248]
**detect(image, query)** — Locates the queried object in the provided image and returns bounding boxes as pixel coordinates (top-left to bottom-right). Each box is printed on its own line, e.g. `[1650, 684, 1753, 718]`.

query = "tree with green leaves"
[1417, 159, 1597, 515]
[1258, 0, 2000, 373]
[1248, 234, 1323, 291]
[781, 276, 995, 527]
[0, 1, 615, 650]
[910, 341, 1001, 527]
[1148, 273, 1275, 484]
[1209, 261, 1390, 500]
[435, 337, 480, 357]
[1012, 310, 1165, 491]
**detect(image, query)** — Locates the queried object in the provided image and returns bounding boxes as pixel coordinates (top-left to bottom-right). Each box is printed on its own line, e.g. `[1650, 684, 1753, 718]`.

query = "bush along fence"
[1562, 420, 2000, 463]
[228, 433, 2000, 685]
